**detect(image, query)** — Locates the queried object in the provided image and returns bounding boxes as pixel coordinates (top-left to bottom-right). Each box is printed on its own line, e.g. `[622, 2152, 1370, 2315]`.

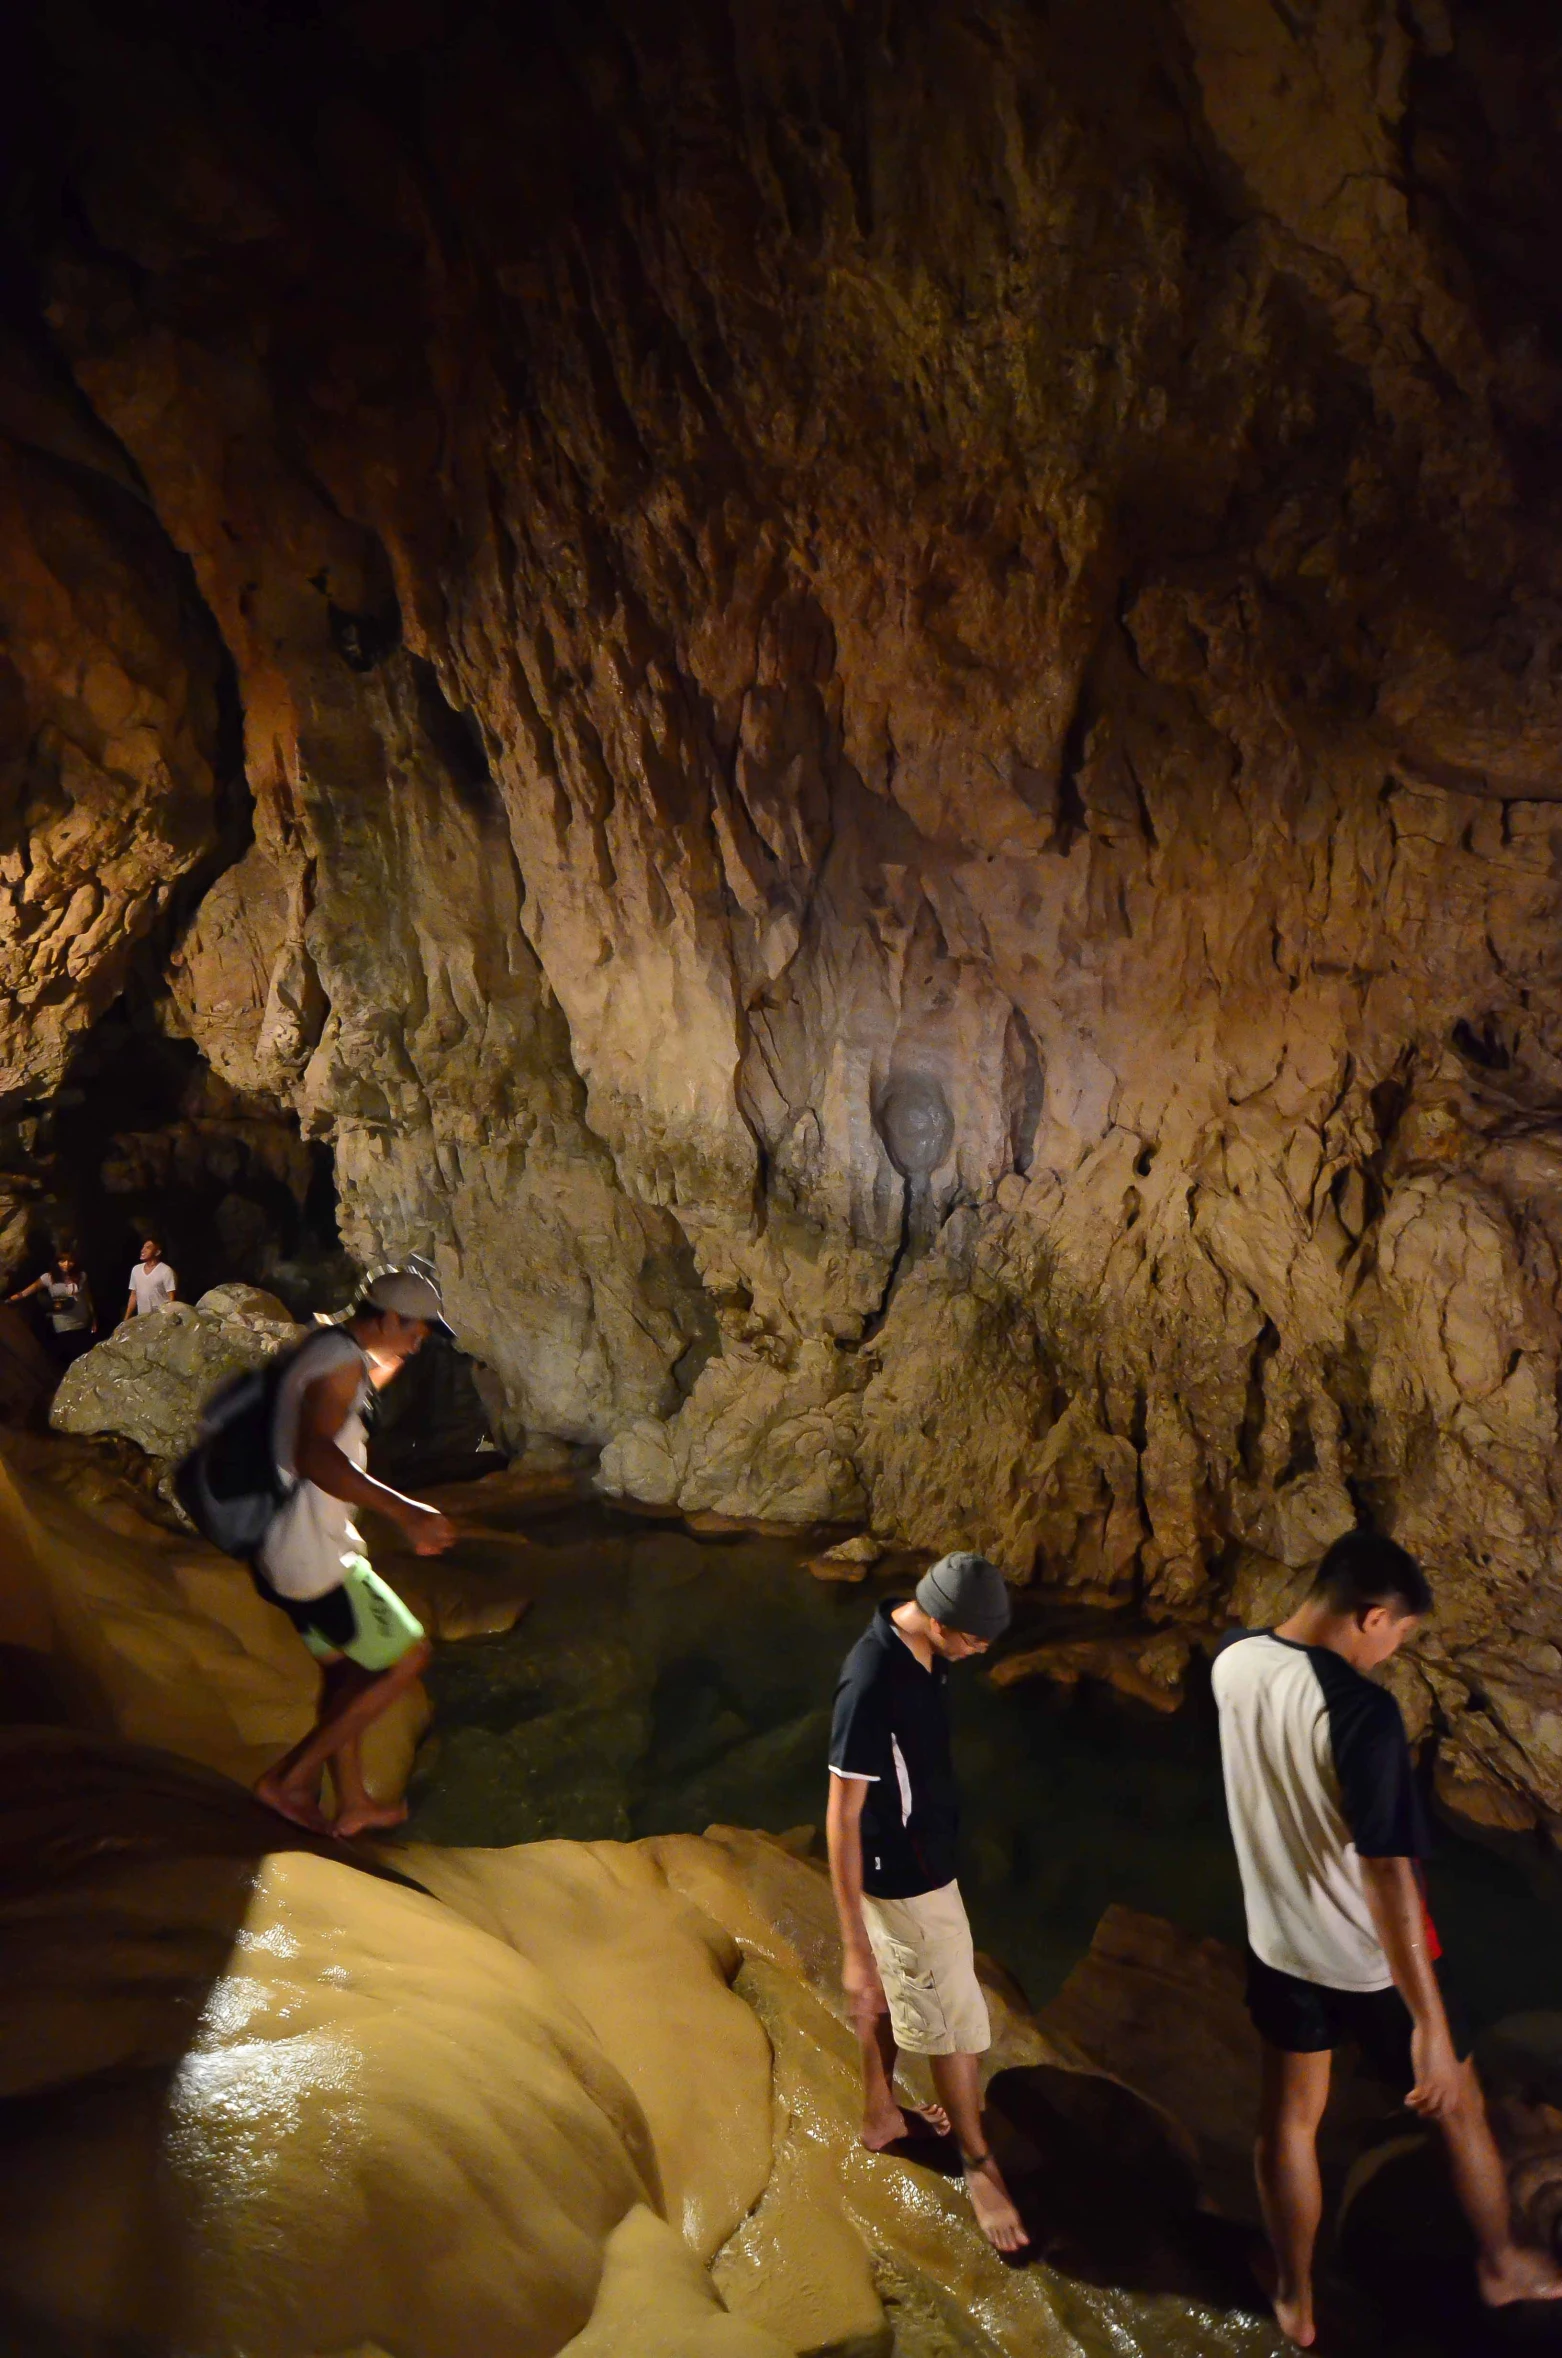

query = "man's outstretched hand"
[403, 1503, 458, 1555]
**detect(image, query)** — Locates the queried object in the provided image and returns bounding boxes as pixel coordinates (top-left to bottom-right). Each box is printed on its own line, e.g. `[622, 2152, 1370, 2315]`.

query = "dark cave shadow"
[981, 2067, 1562, 2357]
[1333, 2133, 1562, 2357]
[981, 2063, 1265, 2311]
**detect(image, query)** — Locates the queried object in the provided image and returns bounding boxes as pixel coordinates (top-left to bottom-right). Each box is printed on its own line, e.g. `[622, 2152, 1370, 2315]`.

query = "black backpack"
[173, 1335, 317, 1560]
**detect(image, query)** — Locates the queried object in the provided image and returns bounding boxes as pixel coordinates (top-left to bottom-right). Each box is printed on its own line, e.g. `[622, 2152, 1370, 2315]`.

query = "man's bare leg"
[255, 1642, 430, 1828]
[1439, 2060, 1562, 2307]
[253, 1655, 361, 1829]
[256, 1656, 371, 1825]
[1254, 2043, 1331, 2347]
[330, 1727, 411, 1839]
[858, 2011, 950, 2147]
[858, 2009, 904, 2146]
[930, 2049, 1029, 2254]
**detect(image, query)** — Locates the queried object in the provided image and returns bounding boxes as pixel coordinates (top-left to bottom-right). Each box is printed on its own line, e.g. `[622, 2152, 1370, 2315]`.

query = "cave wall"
[5, 0, 1562, 1820]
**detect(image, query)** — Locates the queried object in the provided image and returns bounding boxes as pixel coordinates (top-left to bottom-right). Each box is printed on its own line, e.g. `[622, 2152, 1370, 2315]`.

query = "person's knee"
[1260, 2088, 1328, 2144]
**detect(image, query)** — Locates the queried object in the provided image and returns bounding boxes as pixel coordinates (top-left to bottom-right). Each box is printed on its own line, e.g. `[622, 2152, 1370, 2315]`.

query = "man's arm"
[1359, 1855, 1462, 2118]
[164, 1269, 178, 1303]
[293, 1361, 456, 1556]
[124, 1288, 137, 1321]
[825, 1772, 887, 2028]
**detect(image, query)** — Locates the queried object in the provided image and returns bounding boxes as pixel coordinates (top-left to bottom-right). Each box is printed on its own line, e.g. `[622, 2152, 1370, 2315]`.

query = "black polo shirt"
[828, 1600, 960, 1898]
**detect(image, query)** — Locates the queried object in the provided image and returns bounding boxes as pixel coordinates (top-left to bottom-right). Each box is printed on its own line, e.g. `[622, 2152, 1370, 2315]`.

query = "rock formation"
[3, 0, 1562, 1821]
[3, 1443, 1302, 2357]
[50, 1281, 302, 1469]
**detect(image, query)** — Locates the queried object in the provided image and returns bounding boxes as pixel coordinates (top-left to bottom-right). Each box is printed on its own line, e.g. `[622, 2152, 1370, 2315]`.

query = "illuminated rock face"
[3, 2, 1562, 1818]
[0, 361, 227, 1103]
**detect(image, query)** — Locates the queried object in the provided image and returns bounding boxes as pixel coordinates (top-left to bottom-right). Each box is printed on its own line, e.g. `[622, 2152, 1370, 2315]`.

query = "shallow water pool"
[404, 1503, 1562, 2028]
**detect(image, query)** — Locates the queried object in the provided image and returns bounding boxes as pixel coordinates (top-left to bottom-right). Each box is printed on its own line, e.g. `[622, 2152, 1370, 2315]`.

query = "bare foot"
[861, 2102, 912, 2152]
[254, 1773, 331, 1834]
[963, 2153, 1030, 2254]
[1480, 2245, 1562, 2307]
[332, 1796, 410, 1838]
[861, 2097, 952, 2150]
[1253, 2244, 1315, 2348]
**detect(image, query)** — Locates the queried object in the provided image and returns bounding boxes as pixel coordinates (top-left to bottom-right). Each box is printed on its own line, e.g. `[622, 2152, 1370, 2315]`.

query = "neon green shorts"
[290, 1553, 425, 1671]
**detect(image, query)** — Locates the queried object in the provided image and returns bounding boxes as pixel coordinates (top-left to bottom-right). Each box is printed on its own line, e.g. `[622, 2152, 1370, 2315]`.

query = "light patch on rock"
[803, 1533, 884, 1584]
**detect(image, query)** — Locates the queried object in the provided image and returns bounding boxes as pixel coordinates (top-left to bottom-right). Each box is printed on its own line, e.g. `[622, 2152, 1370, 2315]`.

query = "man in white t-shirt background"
[124, 1237, 177, 1320]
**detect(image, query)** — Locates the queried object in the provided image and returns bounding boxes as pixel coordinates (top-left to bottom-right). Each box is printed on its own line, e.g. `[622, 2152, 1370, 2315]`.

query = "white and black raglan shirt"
[1212, 1630, 1435, 1992]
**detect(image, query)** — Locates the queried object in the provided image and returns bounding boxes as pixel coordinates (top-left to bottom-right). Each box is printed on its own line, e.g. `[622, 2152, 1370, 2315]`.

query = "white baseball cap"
[363, 1267, 453, 1334]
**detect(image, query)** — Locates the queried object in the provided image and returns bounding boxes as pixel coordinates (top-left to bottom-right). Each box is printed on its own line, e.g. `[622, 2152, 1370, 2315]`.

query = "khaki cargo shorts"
[860, 1879, 991, 2057]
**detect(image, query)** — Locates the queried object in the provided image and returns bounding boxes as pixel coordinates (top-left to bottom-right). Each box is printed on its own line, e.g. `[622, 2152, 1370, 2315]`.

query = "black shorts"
[248, 1564, 356, 1650]
[1245, 1949, 1472, 2095]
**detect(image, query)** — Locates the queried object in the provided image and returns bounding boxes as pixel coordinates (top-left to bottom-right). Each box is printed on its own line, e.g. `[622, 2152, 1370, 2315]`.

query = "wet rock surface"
[1, 2, 1562, 1824]
[0, 1452, 1301, 2358]
[5, 1426, 1562, 2354]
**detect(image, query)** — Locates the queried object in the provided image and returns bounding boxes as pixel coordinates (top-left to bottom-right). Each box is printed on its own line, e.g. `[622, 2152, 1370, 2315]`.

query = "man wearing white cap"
[252, 1266, 457, 1836]
[826, 1549, 1029, 2253]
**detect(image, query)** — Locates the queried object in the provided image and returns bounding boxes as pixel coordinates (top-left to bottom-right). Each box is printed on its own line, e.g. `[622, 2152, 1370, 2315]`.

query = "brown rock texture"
[4, 1, 1562, 1817]
[0, 334, 227, 1099]
[991, 1629, 1194, 1713]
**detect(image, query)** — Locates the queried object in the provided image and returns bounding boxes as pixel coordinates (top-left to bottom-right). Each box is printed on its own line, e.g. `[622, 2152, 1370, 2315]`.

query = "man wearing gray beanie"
[825, 1549, 1027, 2254]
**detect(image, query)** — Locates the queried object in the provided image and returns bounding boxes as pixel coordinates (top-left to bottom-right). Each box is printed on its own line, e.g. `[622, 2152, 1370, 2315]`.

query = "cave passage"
[11, 996, 351, 1323]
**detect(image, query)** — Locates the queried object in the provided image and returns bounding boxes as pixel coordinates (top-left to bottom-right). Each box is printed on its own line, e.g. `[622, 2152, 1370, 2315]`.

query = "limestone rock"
[49, 1291, 303, 1468]
[557, 2210, 789, 2358]
[165, 844, 319, 1099]
[1, 1441, 422, 1802]
[990, 1629, 1193, 1714]
[599, 1341, 866, 1527]
[398, 1840, 774, 2269]
[7, 0, 1562, 1820]
[0, 1732, 659, 2358]
[804, 1533, 883, 1583]
[0, 413, 225, 1105]
[196, 1281, 296, 1325]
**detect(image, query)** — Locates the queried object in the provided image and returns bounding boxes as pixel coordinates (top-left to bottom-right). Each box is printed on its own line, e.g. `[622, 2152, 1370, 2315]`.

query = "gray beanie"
[915, 1550, 1012, 1640]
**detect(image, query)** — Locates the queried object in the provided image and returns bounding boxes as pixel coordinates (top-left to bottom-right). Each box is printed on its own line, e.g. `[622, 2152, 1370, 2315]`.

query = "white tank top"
[256, 1329, 371, 1600]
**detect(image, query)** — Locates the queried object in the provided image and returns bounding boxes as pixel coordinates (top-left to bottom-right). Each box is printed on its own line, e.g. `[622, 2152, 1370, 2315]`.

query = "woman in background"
[7, 1246, 97, 1368]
